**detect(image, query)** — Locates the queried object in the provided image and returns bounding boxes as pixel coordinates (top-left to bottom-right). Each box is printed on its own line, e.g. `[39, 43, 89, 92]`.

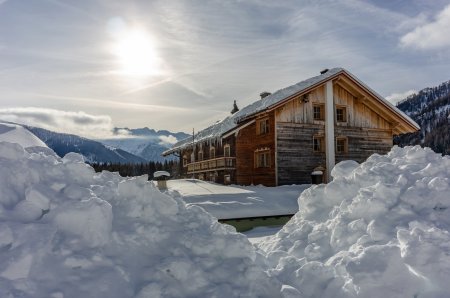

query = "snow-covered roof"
[153, 170, 170, 178]
[163, 67, 419, 155]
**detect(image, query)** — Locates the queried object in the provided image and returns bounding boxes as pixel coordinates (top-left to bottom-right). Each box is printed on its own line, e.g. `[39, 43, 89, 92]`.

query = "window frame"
[336, 106, 347, 123]
[209, 147, 215, 159]
[224, 144, 231, 157]
[313, 135, 325, 153]
[336, 137, 348, 154]
[257, 118, 270, 135]
[254, 150, 271, 168]
[313, 104, 325, 121]
[198, 150, 203, 161]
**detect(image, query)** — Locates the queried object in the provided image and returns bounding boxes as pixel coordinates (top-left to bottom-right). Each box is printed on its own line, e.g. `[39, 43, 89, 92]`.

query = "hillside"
[395, 80, 450, 154]
[26, 126, 146, 164]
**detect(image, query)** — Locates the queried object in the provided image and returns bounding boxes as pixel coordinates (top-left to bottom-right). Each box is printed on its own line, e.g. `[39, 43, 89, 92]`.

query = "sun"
[112, 29, 161, 77]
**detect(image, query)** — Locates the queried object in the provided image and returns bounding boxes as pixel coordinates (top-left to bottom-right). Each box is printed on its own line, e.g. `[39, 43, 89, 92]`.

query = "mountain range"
[24, 125, 189, 164]
[100, 127, 189, 162]
[395, 79, 450, 155]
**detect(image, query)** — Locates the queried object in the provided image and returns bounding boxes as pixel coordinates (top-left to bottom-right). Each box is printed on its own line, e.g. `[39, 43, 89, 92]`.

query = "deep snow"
[258, 146, 450, 298]
[1, 123, 450, 298]
[0, 141, 281, 297]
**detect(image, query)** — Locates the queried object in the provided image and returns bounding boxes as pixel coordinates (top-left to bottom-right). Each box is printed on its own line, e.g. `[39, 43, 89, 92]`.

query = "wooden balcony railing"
[186, 156, 236, 174]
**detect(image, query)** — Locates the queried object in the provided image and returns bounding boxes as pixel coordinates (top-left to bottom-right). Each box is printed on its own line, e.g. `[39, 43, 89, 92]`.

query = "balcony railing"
[186, 156, 236, 174]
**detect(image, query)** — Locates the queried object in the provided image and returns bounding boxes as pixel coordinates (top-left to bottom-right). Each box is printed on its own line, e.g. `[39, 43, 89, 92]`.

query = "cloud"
[385, 89, 416, 104]
[158, 135, 178, 146]
[0, 107, 116, 139]
[400, 4, 450, 50]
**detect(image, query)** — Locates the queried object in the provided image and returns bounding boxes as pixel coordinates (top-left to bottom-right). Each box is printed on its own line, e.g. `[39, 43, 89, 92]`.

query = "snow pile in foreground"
[258, 146, 450, 298]
[0, 141, 281, 298]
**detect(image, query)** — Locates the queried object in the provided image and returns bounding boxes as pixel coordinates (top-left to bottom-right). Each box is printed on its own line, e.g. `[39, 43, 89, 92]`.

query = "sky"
[1, 0, 450, 138]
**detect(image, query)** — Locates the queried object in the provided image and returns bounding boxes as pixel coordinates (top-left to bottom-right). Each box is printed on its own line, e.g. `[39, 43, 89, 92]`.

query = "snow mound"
[258, 146, 450, 298]
[0, 122, 47, 149]
[0, 142, 281, 298]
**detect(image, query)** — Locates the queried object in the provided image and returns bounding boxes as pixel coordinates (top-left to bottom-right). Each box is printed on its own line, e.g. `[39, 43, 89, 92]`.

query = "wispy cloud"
[385, 89, 417, 104]
[158, 135, 178, 146]
[0, 107, 116, 139]
[400, 4, 450, 50]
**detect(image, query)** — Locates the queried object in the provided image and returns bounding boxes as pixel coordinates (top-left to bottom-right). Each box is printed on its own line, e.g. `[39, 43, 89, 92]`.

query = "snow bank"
[0, 141, 281, 298]
[258, 146, 450, 298]
[0, 122, 47, 149]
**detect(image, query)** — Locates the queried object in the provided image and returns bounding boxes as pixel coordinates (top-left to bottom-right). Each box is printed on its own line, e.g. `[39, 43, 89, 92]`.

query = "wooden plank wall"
[275, 84, 392, 130]
[335, 127, 393, 164]
[277, 123, 326, 185]
[236, 114, 276, 186]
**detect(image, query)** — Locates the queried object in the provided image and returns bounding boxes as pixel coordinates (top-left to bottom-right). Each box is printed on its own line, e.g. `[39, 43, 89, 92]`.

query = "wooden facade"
[165, 68, 419, 186]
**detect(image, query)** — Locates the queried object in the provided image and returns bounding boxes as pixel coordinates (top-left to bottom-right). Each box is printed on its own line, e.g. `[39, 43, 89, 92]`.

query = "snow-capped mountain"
[100, 127, 190, 162]
[26, 126, 147, 164]
[395, 79, 450, 155]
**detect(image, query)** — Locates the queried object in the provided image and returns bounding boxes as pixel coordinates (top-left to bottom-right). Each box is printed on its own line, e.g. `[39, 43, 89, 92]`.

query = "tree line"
[90, 160, 180, 179]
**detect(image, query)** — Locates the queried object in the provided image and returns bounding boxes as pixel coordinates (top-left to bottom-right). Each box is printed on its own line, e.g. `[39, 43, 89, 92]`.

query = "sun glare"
[113, 29, 161, 77]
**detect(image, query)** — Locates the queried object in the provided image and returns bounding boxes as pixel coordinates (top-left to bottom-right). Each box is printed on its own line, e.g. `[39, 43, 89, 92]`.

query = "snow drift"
[258, 146, 450, 298]
[0, 141, 281, 298]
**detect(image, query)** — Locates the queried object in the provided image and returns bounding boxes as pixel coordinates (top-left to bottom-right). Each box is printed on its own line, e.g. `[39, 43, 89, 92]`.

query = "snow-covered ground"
[1, 122, 450, 297]
[165, 179, 310, 219]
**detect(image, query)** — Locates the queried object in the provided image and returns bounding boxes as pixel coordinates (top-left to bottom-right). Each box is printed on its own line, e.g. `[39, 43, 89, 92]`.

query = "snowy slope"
[0, 122, 47, 148]
[166, 179, 310, 219]
[25, 125, 146, 164]
[0, 141, 281, 297]
[101, 127, 189, 162]
[258, 146, 450, 297]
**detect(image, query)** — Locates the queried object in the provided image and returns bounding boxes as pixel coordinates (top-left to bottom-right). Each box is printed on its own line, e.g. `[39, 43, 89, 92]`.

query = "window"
[198, 151, 203, 161]
[313, 104, 325, 120]
[210, 147, 215, 159]
[336, 137, 348, 153]
[255, 150, 271, 168]
[183, 155, 188, 167]
[257, 118, 270, 135]
[224, 144, 231, 157]
[336, 106, 347, 122]
[313, 136, 325, 152]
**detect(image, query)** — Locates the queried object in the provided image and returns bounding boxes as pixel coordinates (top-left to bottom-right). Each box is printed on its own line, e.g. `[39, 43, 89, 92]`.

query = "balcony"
[186, 156, 236, 174]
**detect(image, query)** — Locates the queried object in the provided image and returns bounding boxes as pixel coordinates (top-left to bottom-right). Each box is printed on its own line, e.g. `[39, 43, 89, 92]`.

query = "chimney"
[320, 68, 329, 75]
[231, 100, 239, 114]
[260, 91, 271, 99]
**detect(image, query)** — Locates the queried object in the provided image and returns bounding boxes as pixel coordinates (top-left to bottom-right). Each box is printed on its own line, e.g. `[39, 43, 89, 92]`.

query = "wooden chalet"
[163, 68, 419, 186]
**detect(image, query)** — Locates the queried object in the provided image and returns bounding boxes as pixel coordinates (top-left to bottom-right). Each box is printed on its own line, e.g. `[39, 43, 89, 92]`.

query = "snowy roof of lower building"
[163, 67, 419, 155]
